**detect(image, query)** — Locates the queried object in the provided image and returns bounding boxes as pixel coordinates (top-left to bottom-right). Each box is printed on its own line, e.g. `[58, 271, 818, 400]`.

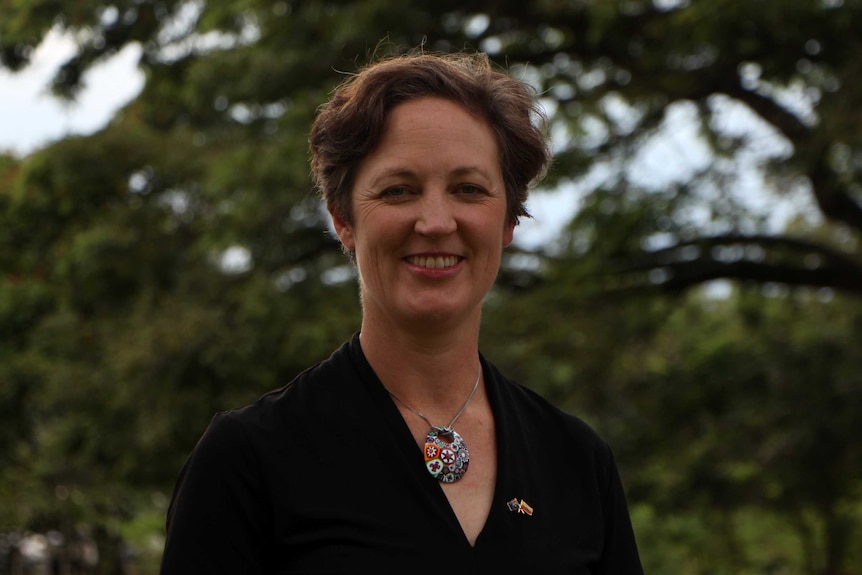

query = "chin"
[403, 298, 481, 327]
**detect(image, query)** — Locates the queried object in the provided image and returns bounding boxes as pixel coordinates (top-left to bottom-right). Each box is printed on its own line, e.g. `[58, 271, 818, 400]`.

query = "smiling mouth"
[405, 255, 461, 269]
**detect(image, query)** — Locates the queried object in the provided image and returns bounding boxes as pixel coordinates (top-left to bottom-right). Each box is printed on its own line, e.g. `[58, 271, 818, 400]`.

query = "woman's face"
[331, 97, 514, 331]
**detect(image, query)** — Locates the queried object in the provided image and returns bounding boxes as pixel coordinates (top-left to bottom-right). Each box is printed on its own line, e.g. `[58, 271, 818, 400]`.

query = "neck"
[359, 313, 483, 415]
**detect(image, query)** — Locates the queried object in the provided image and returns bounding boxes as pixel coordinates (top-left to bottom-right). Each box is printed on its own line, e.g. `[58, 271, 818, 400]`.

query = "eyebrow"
[450, 166, 494, 180]
[369, 165, 494, 187]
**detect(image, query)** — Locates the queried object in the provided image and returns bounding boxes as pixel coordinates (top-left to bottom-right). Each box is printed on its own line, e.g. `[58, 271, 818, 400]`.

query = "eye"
[380, 186, 411, 199]
[455, 184, 486, 196]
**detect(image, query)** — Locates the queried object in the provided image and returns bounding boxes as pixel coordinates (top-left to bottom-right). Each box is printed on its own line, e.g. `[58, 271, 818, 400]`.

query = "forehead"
[359, 97, 501, 178]
[383, 96, 491, 138]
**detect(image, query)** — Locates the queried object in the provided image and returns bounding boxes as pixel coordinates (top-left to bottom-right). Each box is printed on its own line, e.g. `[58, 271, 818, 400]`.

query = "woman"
[160, 51, 643, 574]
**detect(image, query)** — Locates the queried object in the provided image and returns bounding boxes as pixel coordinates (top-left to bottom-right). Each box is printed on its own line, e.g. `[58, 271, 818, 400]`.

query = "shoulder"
[486, 359, 604, 436]
[176, 337, 357, 476]
[219, 337, 357, 430]
[168, 337, 360, 500]
[483, 357, 615, 469]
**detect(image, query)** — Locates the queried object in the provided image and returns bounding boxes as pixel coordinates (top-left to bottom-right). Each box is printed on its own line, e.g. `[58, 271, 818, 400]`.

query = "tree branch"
[614, 233, 862, 294]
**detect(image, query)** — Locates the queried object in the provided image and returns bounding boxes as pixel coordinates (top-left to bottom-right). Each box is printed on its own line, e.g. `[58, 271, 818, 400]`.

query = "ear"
[330, 208, 356, 251]
[502, 222, 515, 248]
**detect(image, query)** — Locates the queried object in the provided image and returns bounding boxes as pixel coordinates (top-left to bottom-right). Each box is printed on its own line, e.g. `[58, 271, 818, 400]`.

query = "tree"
[3, 0, 861, 295]
[484, 260, 862, 573]
[3, 1, 862, 572]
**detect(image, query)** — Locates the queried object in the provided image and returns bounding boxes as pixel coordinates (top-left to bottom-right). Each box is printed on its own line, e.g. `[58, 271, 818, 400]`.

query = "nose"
[414, 189, 457, 236]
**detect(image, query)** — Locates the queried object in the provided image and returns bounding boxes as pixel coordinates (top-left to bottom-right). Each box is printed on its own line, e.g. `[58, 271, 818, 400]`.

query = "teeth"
[409, 255, 459, 269]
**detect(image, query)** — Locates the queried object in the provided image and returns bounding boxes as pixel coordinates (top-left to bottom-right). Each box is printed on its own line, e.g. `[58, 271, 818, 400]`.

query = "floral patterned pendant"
[423, 426, 470, 483]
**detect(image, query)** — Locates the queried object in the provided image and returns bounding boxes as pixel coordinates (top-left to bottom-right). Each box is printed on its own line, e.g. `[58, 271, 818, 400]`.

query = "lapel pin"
[506, 497, 534, 516]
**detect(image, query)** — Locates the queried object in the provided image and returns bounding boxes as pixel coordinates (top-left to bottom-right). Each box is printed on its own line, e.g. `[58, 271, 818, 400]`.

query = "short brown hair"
[309, 51, 551, 227]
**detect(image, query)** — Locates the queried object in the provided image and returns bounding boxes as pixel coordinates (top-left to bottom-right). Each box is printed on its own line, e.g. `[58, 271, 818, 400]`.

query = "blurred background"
[1, 0, 861, 573]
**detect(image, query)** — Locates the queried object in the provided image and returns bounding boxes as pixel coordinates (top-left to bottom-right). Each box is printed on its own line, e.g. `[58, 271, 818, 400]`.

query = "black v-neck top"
[160, 334, 643, 574]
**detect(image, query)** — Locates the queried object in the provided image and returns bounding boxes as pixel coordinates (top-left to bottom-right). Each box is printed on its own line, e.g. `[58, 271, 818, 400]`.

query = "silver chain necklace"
[387, 368, 481, 483]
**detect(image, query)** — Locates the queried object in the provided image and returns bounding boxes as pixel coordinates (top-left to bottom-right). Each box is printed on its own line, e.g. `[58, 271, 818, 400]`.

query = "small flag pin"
[506, 497, 534, 516]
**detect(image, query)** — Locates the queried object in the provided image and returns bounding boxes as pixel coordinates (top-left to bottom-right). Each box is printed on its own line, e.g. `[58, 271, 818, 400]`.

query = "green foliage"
[2, 0, 862, 573]
[485, 277, 862, 573]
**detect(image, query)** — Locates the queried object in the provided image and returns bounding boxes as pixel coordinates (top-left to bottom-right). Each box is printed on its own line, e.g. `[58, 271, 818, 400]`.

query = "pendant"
[423, 426, 469, 483]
